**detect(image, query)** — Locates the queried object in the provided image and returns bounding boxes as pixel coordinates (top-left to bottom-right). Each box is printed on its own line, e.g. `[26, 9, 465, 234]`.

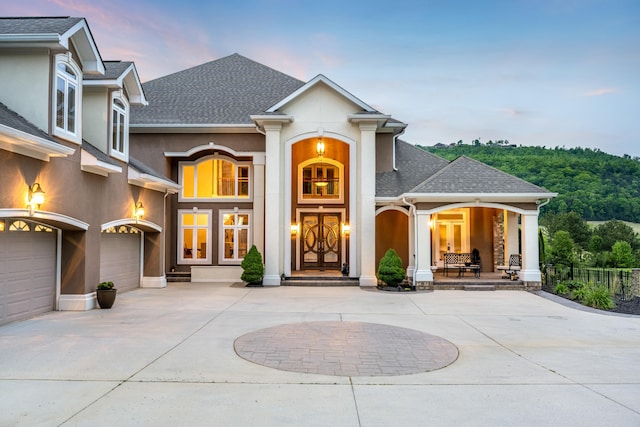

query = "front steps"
[167, 271, 191, 282]
[281, 276, 360, 287]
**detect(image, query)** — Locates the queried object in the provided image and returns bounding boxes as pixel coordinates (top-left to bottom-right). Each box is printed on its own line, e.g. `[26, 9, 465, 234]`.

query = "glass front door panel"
[301, 213, 341, 269]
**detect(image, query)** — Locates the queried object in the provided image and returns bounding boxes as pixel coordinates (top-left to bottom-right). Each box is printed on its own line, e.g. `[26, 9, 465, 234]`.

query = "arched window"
[110, 93, 128, 160]
[180, 156, 251, 201]
[298, 158, 344, 203]
[53, 53, 81, 142]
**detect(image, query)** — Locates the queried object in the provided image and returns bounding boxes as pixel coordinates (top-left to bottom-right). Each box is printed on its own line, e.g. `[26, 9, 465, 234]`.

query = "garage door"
[0, 220, 57, 326]
[100, 228, 141, 293]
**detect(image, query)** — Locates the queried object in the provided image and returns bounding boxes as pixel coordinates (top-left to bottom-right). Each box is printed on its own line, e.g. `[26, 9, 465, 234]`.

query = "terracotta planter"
[96, 289, 117, 309]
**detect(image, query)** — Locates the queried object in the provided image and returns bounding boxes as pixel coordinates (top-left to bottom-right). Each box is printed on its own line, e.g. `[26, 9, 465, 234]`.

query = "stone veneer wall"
[493, 213, 505, 269]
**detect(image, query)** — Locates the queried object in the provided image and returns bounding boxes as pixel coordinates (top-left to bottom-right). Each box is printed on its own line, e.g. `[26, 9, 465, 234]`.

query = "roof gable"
[409, 155, 550, 195]
[130, 53, 305, 126]
[84, 61, 147, 106]
[0, 17, 104, 75]
[266, 74, 377, 114]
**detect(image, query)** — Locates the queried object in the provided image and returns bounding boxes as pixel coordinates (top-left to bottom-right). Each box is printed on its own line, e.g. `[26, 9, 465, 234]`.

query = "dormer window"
[53, 54, 81, 143]
[110, 93, 128, 160]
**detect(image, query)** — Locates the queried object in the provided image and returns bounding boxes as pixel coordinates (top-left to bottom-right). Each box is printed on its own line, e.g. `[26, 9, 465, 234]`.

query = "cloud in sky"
[4, 0, 640, 157]
[582, 88, 619, 97]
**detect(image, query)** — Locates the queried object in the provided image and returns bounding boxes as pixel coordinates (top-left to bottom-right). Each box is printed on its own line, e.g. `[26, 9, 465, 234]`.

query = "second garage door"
[100, 229, 141, 293]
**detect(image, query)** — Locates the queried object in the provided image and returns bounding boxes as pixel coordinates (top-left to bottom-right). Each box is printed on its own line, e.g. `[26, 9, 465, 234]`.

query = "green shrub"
[553, 282, 570, 295]
[571, 282, 587, 301]
[241, 245, 264, 284]
[580, 284, 615, 310]
[97, 281, 114, 290]
[377, 249, 405, 287]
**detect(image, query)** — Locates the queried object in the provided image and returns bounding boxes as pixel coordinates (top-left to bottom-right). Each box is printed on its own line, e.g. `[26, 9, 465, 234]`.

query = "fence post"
[633, 268, 639, 298]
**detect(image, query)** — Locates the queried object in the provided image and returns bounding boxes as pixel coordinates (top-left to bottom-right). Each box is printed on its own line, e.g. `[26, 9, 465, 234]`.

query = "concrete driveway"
[1, 283, 639, 426]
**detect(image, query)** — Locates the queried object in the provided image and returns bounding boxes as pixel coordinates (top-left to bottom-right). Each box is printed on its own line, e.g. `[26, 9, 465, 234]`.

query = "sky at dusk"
[5, 0, 640, 157]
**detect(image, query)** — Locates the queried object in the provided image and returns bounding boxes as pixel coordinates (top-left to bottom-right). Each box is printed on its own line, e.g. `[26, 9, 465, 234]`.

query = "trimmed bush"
[241, 245, 264, 285]
[377, 249, 405, 287]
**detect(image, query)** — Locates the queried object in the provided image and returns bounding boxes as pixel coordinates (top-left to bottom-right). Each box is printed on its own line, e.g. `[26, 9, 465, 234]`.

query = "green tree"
[377, 249, 406, 287]
[240, 245, 264, 285]
[610, 241, 635, 268]
[550, 230, 575, 267]
[593, 220, 640, 251]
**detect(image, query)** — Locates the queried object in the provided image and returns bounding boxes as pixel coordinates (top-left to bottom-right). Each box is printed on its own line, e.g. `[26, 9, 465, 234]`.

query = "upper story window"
[298, 158, 344, 204]
[53, 54, 81, 143]
[110, 93, 129, 160]
[180, 156, 251, 201]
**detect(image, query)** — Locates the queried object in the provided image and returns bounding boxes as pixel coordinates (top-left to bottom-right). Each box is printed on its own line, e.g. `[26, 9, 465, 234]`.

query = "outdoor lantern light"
[316, 138, 325, 157]
[290, 223, 300, 236]
[28, 183, 45, 215]
[135, 201, 145, 219]
[341, 223, 350, 236]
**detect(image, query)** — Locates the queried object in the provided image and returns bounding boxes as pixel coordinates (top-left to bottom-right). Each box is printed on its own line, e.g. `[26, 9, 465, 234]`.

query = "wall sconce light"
[290, 223, 300, 237]
[28, 182, 45, 215]
[341, 223, 350, 236]
[316, 138, 325, 157]
[135, 201, 145, 219]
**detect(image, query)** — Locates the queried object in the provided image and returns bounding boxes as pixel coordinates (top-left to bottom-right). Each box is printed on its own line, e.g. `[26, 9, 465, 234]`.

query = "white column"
[406, 207, 416, 279]
[414, 211, 434, 282]
[262, 123, 283, 286]
[505, 210, 519, 258]
[252, 153, 265, 256]
[358, 122, 378, 286]
[520, 211, 541, 282]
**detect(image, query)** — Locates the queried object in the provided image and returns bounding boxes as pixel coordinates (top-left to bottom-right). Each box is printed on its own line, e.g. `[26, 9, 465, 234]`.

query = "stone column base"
[415, 281, 433, 291]
[524, 281, 542, 291]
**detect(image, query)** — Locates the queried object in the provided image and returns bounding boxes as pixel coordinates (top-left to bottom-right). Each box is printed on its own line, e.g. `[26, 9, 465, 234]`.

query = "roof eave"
[127, 166, 181, 194]
[129, 124, 259, 134]
[0, 123, 75, 161]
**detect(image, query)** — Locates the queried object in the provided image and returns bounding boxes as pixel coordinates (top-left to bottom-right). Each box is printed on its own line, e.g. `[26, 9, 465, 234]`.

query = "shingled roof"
[409, 155, 550, 194]
[84, 61, 133, 80]
[0, 102, 53, 142]
[130, 53, 305, 125]
[376, 140, 450, 197]
[0, 16, 82, 34]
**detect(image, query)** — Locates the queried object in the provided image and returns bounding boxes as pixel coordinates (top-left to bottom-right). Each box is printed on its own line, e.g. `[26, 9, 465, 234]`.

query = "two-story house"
[0, 17, 178, 326]
[129, 54, 555, 288]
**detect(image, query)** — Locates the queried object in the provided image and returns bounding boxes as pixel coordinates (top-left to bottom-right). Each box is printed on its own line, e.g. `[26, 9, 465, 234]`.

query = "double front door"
[301, 213, 341, 269]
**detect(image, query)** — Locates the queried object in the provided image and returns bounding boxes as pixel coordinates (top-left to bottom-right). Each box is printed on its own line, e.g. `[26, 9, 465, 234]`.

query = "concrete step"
[464, 284, 496, 291]
[282, 277, 359, 287]
[167, 272, 191, 282]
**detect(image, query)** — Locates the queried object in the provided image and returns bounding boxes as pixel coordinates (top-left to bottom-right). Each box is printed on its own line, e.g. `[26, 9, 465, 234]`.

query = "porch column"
[505, 210, 519, 258]
[252, 153, 265, 256]
[357, 122, 377, 286]
[520, 211, 541, 283]
[414, 211, 434, 286]
[406, 206, 416, 280]
[262, 123, 283, 286]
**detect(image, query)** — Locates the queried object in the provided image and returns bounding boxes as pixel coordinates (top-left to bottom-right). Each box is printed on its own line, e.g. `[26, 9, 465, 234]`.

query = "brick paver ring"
[234, 321, 459, 377]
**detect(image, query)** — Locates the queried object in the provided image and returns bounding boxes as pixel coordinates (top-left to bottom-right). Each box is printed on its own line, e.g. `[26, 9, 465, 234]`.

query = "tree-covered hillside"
[419, 142, 640, 222]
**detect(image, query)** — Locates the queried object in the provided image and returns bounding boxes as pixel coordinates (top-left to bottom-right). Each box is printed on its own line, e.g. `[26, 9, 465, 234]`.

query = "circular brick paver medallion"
[234, 321, 458, 377]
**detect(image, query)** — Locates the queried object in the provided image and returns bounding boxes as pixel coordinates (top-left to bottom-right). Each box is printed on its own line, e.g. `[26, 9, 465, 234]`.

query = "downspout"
[402, 196, 417, 285]
[537, 198, 551, 212]
[163, 189, 170, 276]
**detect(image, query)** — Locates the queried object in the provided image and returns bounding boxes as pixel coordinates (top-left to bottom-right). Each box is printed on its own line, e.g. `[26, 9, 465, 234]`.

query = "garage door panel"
[0, 228, 56, 326]
[100, 233, 140, 293]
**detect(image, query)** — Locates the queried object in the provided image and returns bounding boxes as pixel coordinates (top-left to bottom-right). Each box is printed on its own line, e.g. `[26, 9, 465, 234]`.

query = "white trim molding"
[58, 292, 96, 311]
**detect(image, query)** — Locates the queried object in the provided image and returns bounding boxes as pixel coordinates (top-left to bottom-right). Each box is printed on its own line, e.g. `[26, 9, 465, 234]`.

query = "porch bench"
[497, 254, 522, 279]
[443, 253, 480, 278]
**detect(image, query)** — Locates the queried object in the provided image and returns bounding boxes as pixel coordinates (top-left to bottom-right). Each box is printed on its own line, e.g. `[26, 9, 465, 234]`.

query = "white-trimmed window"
[180, 156, 251, 201]
[53, 53, 81, 142]
[110, 92, 129, 160]
[219, 210, 251, 263]
[178, 209, 212, 264]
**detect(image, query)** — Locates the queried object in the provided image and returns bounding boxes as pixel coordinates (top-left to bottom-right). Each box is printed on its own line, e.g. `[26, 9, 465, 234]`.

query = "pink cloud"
[582, 88, 618, 97]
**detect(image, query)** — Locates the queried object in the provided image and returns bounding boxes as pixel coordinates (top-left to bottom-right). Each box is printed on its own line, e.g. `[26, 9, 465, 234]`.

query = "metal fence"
[542, 265, 635, 301]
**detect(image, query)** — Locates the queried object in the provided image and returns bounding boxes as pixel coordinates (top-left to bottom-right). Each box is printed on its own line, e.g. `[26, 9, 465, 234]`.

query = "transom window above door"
[180, 156, 250, 201]
[298, 159, 343, 203]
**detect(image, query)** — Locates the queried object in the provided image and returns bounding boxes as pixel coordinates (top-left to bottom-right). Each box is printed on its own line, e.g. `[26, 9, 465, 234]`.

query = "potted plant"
[377, 248, 406, 289]
[96, 281, 117, 309]
[241, 245, 264, 286]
